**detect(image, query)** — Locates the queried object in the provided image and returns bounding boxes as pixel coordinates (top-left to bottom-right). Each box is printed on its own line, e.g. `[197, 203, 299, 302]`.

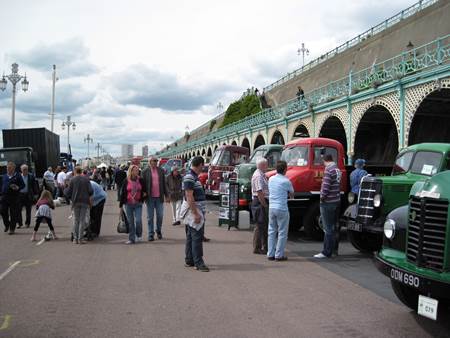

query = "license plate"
[418, 295, 438, 321]
[347, 220, 362, 232]
[390, 268, 420, 288]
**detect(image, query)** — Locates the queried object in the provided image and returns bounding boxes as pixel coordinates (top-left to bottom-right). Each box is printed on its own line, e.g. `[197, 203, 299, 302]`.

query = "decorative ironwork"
[161, 34, 450, 157]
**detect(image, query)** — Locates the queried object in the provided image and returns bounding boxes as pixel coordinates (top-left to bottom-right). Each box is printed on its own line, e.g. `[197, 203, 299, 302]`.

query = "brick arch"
[314, 107, 348, 139]
[253, 133, 266, 149]
[404, 77, 450, 147]
[290, 120, 312, 140]
[351, 93, 400, 154]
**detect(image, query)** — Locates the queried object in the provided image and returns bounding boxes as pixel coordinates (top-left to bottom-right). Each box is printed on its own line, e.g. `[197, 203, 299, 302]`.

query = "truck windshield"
[281, 146, 309, 166]
[410, 151, 442, 176]
[0, 150, 29, 167]
[392, 151, 414, 175]
[210, 150, 222, 165]
[249, 149, 265, 164]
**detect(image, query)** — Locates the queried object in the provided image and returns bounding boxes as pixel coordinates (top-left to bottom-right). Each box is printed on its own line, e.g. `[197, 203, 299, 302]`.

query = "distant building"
[142, 145, 149, 158]
[121, 144, 133, 158]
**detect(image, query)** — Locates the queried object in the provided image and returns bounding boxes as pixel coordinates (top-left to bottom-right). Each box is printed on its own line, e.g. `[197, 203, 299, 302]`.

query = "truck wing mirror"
[319, 147, 326, 155]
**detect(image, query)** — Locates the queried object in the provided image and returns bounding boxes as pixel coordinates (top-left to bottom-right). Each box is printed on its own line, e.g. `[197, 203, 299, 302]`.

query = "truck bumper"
[375, 253, 450, 300]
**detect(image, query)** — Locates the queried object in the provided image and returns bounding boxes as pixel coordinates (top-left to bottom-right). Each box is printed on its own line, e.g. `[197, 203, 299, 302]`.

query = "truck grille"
[407, 197, 448, 272]
[356, 178, 382, 225]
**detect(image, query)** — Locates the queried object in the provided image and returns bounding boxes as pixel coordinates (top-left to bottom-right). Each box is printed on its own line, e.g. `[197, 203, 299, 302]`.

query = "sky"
[0, 0, 417, 159]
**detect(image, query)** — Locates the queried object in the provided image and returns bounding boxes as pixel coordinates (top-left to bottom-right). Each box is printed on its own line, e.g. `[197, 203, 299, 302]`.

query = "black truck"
[0, 128, 60, 182]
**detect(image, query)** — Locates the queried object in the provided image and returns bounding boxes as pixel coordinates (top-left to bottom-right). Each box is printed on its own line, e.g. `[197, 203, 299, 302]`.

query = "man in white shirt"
[57, 167, 67, 200]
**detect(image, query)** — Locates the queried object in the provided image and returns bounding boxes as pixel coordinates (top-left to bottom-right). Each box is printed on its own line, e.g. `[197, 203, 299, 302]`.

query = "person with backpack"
[314, 154, 342, 258]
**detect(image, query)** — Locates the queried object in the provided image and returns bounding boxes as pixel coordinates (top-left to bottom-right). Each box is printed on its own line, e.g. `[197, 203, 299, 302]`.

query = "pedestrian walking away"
[31, 190, 57, 242]
[181, 156, 209, 272]
[267, 161, 294, 261]
[65, 166, 93, 244]
[142, 156, 166, 241]
[115, 164, 127, 201]
[88, 180, 107, 239]
[350, 158, 368, 195]
[119, 165, 146, 244]
[251, 158, 269, 254]
[43, 166, 56, 198]
[314, 154, 342, 259]
[0, 162, 25, 234]
[165, 166, 183, 226]
[18, 164, 39, 229]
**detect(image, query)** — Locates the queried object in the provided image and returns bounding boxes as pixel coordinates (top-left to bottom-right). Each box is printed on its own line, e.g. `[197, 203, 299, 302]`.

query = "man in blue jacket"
[1, 162, 25, 234]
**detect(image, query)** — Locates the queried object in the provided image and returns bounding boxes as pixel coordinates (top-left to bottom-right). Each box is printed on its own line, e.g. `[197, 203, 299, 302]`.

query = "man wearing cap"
[142, 156, 167, 241]
[165, 166, 183, 226]
[350, 159, 368, 195]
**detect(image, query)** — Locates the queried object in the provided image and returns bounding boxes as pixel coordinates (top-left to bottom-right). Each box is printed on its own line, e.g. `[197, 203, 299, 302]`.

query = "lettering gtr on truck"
[375, 169, 450, 321]
[344, 143, 450, 253]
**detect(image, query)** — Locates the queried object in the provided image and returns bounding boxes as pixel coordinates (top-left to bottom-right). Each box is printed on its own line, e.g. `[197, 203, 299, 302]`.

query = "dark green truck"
[375, 170, 450, 320]
[234, 144, 283, 209]
[344, 143, 450, 252]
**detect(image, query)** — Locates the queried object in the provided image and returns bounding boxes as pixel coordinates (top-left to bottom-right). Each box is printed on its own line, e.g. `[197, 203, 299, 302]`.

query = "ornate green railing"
[263, 0, 438, 92]
[160, 34, 450, 157]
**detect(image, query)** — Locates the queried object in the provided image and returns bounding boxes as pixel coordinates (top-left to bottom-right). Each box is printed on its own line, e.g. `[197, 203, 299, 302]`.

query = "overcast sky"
[0, 0, 416, 159]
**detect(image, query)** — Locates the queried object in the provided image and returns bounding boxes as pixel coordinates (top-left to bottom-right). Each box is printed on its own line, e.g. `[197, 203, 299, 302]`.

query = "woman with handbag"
[119, 165, 147, 244]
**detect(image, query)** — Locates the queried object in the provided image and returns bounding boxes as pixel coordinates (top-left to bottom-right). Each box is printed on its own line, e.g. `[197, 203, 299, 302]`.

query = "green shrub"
[220, 94, 261, 128]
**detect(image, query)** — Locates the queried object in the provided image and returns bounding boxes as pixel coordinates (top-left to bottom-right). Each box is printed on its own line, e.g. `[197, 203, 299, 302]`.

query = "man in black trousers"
[18, 164, 38, 228]
[1, 162, 25, 234]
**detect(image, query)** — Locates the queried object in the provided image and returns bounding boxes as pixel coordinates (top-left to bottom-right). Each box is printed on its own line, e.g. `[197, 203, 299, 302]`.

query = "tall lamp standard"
[0, 63, 30, 129]
[84, 134, 93, 158]
[61, 116, 76, 153]
[297, 43, 310, 68]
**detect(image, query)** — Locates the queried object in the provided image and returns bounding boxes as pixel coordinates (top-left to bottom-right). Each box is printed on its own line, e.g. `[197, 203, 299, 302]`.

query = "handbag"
[117, 210, 129, 234]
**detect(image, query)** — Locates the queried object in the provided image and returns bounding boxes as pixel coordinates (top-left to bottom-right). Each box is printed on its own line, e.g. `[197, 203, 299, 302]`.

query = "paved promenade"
[0, 191, 448, 337]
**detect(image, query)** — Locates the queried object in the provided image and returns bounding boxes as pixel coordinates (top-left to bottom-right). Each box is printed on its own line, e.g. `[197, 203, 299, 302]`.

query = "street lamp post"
[297, 43, 310, 67]
[49, 65, 58, 132]
[84, 134, 93, 158]
[0, 63, 30, 129]
[95, 142, 101, 160]
[61, 116, 76, 153]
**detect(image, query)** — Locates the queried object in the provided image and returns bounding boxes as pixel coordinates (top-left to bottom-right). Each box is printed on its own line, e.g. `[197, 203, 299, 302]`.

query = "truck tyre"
[347, 230, 382, 253]
[390, 280, 419, 311]
[304, 202, 324, 240]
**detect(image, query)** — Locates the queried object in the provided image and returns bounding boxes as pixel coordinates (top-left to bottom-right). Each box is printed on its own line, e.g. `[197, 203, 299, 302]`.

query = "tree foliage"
[220, 94, 261, 128]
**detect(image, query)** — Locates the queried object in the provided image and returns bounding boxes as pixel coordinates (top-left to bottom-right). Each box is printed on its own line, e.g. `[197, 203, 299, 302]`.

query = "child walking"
[31, 190, 57, 241]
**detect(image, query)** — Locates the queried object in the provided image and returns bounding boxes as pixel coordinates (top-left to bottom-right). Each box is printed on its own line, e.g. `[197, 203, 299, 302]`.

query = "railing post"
[348, 70, 353, 96]
[398, 82, 405, 150]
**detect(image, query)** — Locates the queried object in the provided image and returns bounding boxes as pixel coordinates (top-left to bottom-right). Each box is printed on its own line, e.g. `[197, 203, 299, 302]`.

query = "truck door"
[312, 146, 338, 191]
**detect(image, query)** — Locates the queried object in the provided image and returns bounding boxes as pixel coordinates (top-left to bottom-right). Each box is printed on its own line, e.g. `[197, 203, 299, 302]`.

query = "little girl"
[31, 190, 57, 241]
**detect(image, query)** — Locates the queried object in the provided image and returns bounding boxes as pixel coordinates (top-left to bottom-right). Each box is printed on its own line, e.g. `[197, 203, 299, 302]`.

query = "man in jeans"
[251, 158, 269, 254]
[183, 156, 209, 272]
[267, 161, 294, 261]
[314, 154, 341, 258]
[142, 156, 166, 241]
[66, 166, 93, 244]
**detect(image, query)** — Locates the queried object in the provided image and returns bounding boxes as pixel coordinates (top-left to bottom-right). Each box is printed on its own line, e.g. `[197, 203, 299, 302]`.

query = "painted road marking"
[14, 260, 40, 268]
[0, 261, 21, 281]
[0, 315, 11, 330]
[36, 238, 46, 246]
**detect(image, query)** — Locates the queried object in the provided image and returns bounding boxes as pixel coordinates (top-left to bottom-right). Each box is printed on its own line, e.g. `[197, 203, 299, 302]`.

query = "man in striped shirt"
[314, 154, 341, 258]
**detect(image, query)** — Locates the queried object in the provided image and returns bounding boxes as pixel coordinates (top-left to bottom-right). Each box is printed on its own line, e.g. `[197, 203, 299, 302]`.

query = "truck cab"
[234, 144, 283, 209]
[266, 138, 347, 239]
[375, 170, 450, 320]
[206, 145, 249, 196]
[345, 143, 450, 252]
[0, 147, 35, 175]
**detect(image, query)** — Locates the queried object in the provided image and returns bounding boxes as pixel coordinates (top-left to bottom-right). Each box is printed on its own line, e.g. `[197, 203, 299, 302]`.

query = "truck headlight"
[348, 192, 356, 204]
[373, 194, 382, 207]
[384, 219, 395, 239]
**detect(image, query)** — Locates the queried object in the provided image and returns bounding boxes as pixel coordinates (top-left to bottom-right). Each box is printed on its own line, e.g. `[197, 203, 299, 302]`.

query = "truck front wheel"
[390, 280, 419, 311]
[347, 230, 382, 253]
[304, 203, 324, 240]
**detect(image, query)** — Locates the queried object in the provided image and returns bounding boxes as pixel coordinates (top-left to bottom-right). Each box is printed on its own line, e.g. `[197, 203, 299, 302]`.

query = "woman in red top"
[119, 165, 147, 244]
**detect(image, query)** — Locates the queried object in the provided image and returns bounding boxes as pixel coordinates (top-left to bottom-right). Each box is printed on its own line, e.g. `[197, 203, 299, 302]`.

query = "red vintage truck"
[206, 145, 249, 196]
[266, 137, 348, 239]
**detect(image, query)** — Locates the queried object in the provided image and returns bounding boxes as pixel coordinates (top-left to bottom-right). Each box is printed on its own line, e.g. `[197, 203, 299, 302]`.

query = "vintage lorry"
[375, 170, 450, 320]
[266, 137, 348, 239]
[206, 145, 249, 196]
[344, 143, 450, 252]
[234, 144, 283, 209]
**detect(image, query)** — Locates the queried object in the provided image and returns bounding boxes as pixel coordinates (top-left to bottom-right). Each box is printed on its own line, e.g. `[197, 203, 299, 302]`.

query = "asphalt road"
[0, 192, 449, 338]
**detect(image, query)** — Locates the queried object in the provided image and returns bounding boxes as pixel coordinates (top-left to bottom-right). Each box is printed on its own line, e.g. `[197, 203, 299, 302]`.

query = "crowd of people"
[1, 152, 368, 272]
[251, 155, 367, 260]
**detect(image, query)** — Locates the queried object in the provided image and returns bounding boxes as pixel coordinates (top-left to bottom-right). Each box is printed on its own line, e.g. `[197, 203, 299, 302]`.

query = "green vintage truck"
[344, 143, 450, 252]
[375, 170, 450, 320]
[234, 144, 283, 209]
